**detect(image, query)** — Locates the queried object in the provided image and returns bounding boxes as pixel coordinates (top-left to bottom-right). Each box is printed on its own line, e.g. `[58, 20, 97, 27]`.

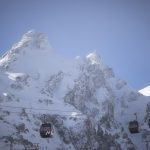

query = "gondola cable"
[0, 109, 83, 117]
[0, 104, 81, 113]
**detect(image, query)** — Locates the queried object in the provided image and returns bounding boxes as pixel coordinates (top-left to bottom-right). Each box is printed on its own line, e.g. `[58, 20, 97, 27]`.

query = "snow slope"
[0, 31, 150, 150]
[139, 86, 150, 96]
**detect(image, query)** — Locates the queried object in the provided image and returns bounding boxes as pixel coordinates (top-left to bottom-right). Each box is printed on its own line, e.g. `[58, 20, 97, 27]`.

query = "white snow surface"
[139, 86, 150, 96]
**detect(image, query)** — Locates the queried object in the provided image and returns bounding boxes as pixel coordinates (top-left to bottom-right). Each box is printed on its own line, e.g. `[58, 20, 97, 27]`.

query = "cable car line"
[114, 112, 146, 116]
[0, 105, 148, 120]
[0, 105, 147, 119]
[1, 110, 82, 117]
[0, 104, 82, 113]
[0, 109, 83, 117]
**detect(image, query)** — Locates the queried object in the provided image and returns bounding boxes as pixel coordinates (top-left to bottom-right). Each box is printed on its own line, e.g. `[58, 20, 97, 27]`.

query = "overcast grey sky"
[0, 0, 150, 90]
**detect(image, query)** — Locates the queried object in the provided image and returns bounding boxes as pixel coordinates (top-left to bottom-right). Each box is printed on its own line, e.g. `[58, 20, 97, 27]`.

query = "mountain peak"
[0, 31, 52, 71]
[12, 30, 51, 50]
[86, 51, 101, 65]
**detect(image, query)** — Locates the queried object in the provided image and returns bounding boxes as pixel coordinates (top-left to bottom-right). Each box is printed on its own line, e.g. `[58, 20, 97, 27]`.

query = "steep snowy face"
[0, 31, 74, 80]
[0, 31, 52, 72]
[0, 31, 150, 150]
[139, 86, 150, 96]
[12, 30, 51, 50]
[65, 54, 116, 118]
[0, 31, 50, 64]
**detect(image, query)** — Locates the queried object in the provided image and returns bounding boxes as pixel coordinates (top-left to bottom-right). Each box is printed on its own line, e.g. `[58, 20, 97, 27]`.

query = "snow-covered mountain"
[139, 86, 150, 96]
[0, 31, 150, 150]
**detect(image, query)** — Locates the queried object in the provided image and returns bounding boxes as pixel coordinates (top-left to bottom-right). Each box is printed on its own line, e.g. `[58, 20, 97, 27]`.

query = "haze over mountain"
[0, 31, 150, 150]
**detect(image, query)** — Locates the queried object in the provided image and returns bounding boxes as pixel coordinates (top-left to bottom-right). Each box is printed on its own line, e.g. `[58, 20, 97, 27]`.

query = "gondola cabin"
[128, 120, 139, 134]
[148, 119, 150, 128]
[40, 123, 54, 138]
